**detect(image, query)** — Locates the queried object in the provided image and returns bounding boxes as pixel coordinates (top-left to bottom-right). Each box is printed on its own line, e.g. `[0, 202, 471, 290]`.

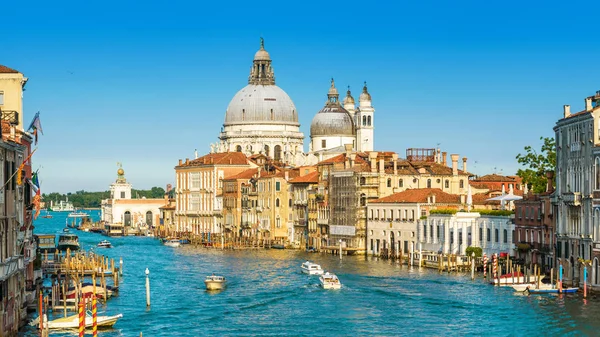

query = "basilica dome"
[310, 79, 355, 137]
[224, 84, 299, 126]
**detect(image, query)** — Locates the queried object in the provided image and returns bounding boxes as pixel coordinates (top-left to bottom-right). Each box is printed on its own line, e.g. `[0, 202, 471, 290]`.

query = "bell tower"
[110, 163, 132, 200]
[356, 82, 374, 151]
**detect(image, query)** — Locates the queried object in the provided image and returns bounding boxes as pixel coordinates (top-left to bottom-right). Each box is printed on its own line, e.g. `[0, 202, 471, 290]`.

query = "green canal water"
[21, 211, 600, 336]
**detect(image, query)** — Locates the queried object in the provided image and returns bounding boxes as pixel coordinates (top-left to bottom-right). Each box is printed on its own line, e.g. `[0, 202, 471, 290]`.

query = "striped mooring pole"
[78, 299, 85, 337]
[483, 254, 488, 278]
[92, 295, 98, 337]
[492, 254, 498, 280]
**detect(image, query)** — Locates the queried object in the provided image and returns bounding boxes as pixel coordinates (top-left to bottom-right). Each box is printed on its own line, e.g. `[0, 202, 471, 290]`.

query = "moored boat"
[57, 233, 80, 251]
[319, 272, 341, 290]
[204, 274, 226, 291]
[164, 239, 181, 247]
[301, 261, 324, 275]
[527, 287, 578, 294]
[511, 283, 554, 292]
[35, 311, 123, 329]
[97, 240, 112, 248]
[491, 272, 545, 286]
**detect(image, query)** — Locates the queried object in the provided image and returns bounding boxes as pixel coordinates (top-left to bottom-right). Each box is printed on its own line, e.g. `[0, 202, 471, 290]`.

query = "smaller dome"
[359, 81, 371, 102]
[311, 79, 355, 137]
[343, 86, 355, 105]
[254, 37, 271, 61]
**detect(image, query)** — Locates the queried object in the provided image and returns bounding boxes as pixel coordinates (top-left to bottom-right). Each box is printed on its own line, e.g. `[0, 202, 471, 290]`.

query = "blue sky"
[3, 0, 599, 193]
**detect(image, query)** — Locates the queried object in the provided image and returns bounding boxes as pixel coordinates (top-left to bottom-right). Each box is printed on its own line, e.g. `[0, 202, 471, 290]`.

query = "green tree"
[516, 136, 556, 194]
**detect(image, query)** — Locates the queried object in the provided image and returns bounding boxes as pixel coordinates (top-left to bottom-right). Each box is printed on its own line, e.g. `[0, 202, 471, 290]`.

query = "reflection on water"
[21, 212, 600, 336]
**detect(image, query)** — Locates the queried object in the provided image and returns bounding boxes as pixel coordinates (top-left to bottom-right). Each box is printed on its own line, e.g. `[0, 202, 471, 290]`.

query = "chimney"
[185, 158, 189, 165]
[178, 159, 182, 166]
[210, 157, 214, 164]
[229, 158, 232, 164]
[285, 171, 289, 181]
[379, 159, 384, 174]
[585, 98, 593, 111]
[546, 171, 555, 193]
[442, 152, 448, 166]
[462, 157, 467, 173]
[563, 105, 571, 118]
[349, 153, 356, 168]
[258, 166, 262, 177]
[451, 154, 459, 176]
[432, 194, 436, 204]
[392, 153, 398, 175]
[369, 152, 378, 173]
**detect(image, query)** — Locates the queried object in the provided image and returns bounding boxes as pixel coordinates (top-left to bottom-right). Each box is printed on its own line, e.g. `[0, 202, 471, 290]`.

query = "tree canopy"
[42, 186, 167, 208]
[516, 136, 556, 194]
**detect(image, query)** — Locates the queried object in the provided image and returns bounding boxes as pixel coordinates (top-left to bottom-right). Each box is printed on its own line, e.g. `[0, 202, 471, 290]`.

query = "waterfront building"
[100, 165, 165, 234]
[289, 168, 318, 249]
[0, 64, 37, 335]
[554, 91, 600, 286]
[513, 174, 555, 270]
[158, 184, 176, 235]
[222, 167, 259, 243]
[212, 39, 306, 166]
[367, 188, 493, 256]
[174, 152, 255, 237]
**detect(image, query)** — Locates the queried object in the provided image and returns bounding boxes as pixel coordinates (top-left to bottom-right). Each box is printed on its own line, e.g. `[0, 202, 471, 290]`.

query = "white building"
[419, 212, 515, 257]
[309, 80, 375, 156]
[101, 165, 165, 230]
[213, 38, 306, 165]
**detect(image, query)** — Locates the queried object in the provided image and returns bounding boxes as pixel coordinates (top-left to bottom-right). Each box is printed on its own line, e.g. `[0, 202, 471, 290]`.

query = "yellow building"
[0, 65, 28, 130]
[289, 167, 318, 249]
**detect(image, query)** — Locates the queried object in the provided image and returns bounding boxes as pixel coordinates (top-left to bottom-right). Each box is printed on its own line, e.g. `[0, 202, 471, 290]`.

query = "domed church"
[213, 38, 305, 165]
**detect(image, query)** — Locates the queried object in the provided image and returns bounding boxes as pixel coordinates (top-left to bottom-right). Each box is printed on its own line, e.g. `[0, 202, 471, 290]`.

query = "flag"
[27, 112, 43, 145]
[16, 148, 36, 185]
[31, 170, 40, 193]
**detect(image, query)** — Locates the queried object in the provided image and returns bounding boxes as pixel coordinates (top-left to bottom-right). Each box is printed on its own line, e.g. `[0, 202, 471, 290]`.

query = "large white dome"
[224, 84, 299, 126]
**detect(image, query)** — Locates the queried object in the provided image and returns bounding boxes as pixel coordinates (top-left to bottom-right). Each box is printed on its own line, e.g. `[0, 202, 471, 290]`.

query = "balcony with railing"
[562, 192, 581, 206]
[0, 109, 19, 125]
[0, 256, 25, 281]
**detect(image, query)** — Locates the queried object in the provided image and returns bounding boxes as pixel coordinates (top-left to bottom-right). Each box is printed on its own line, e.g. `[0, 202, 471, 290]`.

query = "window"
[242, 109, 245, 121]
[276, 181, 281, 191]
[487, 228, 490, 242]
[288, 198, 292, 207]
[503, 229, 507, 243]
[387, 178, 391, 187]
[236, 145, 242, 152]
[270, 109, 274, 120]
[360, 177, 366, 185]
[445, 180, 449, 188]
[146, 211, 153, 226]
[276, 217, 281, 228]
[264, 145, 270, 157]
[275, 198, 280, 207]
[120, 191, 125, 199]
[459, 180, 464, 189]
[322, 139, 326, 148]
[479, 227, 483, 241]
[427, 179, 431, 188]
[274, 145, 282, 161]
[362, 116, 366, 126]
[399, 179, 403, 188]
[0, 91, 3, 105]
[367, 115, 371, 126]
[495, 229, 499, 243]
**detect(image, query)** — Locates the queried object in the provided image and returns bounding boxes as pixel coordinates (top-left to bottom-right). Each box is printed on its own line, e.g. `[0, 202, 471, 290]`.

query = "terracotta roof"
[474, 174, 519, 182]
[177, 152, 249, 167]
[289, 171, 319, 184]
[370, 188, 460, 204]
[224, 168, 258, 180]
[0, 65, 19, 73]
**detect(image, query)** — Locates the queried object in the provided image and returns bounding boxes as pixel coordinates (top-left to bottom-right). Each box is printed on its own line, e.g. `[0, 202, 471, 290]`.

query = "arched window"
[362, 116, 366, 126]
[459, 180, 464, 189]
[270, 109, 274, 120]
[367, 116, 372, 126]
[264, 145, 270, 157]
[595, 157, 600, 190]
[124, 211, 131, 226]
[242, 109, 245, 121]
[360, 177, 366, 185]
[399, 179, 403, 187]
[445, 180, 449, 188]
[236, 145, 242, 152]
[427, 179, 432, 188]
[387, 178, 391, 187]
[275, 198, 280, 207]
[274, 145, 282, 161]
[360, 193, 366, 207]
[146, 211, 153, 226]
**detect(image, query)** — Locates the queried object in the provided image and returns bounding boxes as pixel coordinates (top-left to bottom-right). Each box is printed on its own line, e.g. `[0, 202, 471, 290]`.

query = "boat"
[62, 228, 70, 233]
[34, 311, 123, 329]
[65, 285, 114, 299]
[49, 198, 75, 212]
[66, 211, 91, 229]
[271, 244, 285, 249]
[319, 272, 342, 290]
[35, 234, 57, 254]
[41, 210, 53, 219]
[526, 287, 578, 294]
[97, 240, 112, 248]
[56, 233, 80, 251]
[301, 261, 324, 275]
[204, 274, 226, 291]
[491, 272, 545, 286]
[164, 239, 181, 248]
[511, 283, 554, 292]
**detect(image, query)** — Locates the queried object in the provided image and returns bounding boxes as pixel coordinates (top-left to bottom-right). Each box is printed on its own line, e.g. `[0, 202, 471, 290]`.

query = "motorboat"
[491, 272, 545, 286]
[57, 233, 80, 251]
[527, 287, 578, 294]
[66, 285, 114, 299]
[204, 274, 226, 291]
[301, 261, 324, 275]
[97, 240, 112, 248]
[63, 228, 70, 233]
[319, 272, 341, 290]
[511, 283, 554, 292]
[164, 239, 181, 248]
[32, 311, 122, 329]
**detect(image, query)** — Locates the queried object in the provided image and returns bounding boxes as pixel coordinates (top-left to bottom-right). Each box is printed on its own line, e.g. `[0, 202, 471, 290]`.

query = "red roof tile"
[177, 152, 249, 167]
[0, 65, 19, 73]
[289, 171, 319, 184]
[371, 188, 460, 204]
[474, 174, 520, 182]
[224, 168, 259, 180]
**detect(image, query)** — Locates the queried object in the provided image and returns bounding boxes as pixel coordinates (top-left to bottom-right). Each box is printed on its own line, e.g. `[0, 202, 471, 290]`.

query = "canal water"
[21, 211, 600, 336]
